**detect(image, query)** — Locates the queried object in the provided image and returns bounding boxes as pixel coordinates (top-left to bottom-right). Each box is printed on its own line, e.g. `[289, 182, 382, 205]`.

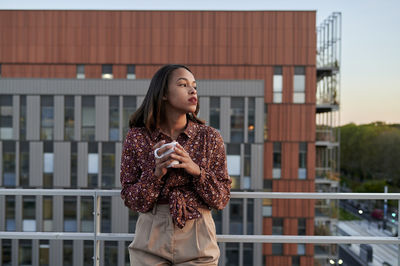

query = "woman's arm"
[120, 130, 163, 213]
[192, 130, 232, 210]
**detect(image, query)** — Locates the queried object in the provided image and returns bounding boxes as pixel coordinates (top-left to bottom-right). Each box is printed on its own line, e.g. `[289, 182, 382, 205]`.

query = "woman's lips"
[189, 97, 197, 104]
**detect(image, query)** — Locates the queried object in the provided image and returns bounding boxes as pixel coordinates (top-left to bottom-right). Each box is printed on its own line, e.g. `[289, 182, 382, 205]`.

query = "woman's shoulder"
[125, 127, 148, 140]
[195, 123, 223, 141]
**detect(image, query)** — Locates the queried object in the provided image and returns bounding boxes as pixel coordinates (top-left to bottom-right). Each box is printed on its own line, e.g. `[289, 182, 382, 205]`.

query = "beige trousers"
[129, 204, 220, 266]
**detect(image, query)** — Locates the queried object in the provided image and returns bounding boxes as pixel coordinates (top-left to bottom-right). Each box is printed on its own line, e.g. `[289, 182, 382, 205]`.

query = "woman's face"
[164, 68, 198, 114]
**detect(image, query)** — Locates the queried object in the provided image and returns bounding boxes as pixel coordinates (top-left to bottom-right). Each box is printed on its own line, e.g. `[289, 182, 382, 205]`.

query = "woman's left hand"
[170, 143, 201, 177]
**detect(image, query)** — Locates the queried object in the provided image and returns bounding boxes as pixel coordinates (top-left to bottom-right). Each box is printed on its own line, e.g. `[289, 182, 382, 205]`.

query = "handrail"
[1, 189, 400, 266]
[2, 188, 400, 199]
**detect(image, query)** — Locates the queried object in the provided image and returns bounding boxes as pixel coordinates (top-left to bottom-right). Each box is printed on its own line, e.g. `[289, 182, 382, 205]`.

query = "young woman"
[120, 64, 231, 265]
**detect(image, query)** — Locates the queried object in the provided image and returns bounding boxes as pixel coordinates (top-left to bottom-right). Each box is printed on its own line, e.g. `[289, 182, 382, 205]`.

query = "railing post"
[398, 199, 400, 266]
[93, 192, 101, 266]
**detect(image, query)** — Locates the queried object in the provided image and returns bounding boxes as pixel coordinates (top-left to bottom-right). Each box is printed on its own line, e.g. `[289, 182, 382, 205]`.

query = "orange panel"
[0, 10, 316, 66]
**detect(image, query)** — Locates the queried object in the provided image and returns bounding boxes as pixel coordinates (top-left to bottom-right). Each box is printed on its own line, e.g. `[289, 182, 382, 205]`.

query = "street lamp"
[358, 209, 363, 215]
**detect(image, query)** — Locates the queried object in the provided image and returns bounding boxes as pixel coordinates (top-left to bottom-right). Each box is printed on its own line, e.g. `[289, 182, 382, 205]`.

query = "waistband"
[148, 204, 211, 216]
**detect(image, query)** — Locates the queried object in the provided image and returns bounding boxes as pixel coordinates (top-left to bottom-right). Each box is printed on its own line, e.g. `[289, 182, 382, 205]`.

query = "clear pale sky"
[1, 0, 399, 125]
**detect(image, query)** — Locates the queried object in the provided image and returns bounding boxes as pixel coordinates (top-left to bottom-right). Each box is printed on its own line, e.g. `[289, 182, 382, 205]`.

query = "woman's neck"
[159, 113, 187, 140]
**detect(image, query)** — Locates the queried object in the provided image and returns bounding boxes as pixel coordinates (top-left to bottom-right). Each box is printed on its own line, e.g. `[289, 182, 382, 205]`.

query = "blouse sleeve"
[192, 129, 231, 210]
[120, 129, 163, 213]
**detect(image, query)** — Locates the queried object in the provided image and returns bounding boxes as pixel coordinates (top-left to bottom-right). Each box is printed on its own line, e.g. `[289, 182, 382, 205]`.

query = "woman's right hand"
[153, 140, 177, 179]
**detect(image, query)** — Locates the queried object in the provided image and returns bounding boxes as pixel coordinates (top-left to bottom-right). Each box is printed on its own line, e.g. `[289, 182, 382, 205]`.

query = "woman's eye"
[193, 87, 197, 90]
[178, 83, 187, 87]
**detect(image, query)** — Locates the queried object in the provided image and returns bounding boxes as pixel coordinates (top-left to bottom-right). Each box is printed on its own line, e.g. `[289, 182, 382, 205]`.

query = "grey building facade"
[1, 78, 265, 266]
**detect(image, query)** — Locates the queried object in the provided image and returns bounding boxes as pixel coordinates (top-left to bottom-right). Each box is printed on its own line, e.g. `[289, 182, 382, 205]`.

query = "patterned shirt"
[120, 120, 231, 229]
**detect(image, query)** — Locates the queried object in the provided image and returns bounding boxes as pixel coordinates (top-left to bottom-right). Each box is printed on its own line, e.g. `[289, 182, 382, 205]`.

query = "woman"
[120, 64, 231, 265]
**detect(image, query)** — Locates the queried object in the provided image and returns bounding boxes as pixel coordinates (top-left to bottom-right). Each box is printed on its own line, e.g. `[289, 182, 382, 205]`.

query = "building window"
[76, 64, 85, 79]
[19, 141, 29, 188]
[101, 197, 111, 233]
[22, 196, 36, 232]
[298, 218, 306, 235]
[2, 141, 16, 187]
[273, 142, 281, 179]
[71, 142, 78, 188]
[227, 144, 240, 190]
[209, 97, 220, 130]
[0, 95, 13, 140]
[247, 199, 254, 234]
[88, 142, 98, 188]
[273, 66, 283, 103]
[104, 242, 118, 266]
[109, 96, 119, 141]
[229, 198, 243, 234]
[40, 96, 54, 140]
[244, 243, 253, 266]
[230, 97, 244, 143]
[64, 196, 77, 232]
[292, 256, 300, 266]
[299, 142, 307, 179]
[102, 142, 115, 188]
[43, 141, 54, 188]
[19, 240, 33, 265]
[39, 240, 50, 265]
[83, 240, 93, 266]
[63, 240, 73, 266]
[127, 65, 136, 79]
[293, 66, 306, 103]
[2, 239, 12, 265]
[102, 64, 113, 79]
[211, 209, 222, 234]
[264, 103, 268, 140]
[272, 218, 283, 235]
[123, 96, 136, 138]
[262, 180, 272, 217]
[243, 144, 251, 189]
[82, 96, 95, 141]
[20, 95, 27, 140]
[248, 97, 255, 143]
[5, 196, 15, 231]
[43, 196, 53, 232]
[64, 96, 75, 140]
[226, 243, 239, 266]
[272, 243, 283, 255]
[297, 244, 306, 255]
[81, 196, 94, 232]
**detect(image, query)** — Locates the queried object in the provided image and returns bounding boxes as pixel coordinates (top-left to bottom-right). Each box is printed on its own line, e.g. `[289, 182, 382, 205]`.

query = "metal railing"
[1, 189, 400, 266]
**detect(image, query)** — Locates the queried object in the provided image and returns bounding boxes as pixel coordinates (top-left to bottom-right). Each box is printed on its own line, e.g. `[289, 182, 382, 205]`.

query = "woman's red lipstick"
[189, 97, 197, 104]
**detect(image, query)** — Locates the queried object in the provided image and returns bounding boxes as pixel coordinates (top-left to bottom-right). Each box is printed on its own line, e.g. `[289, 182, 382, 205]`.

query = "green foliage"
[340, 122, 400, 186]
[339, 208, 360, 221]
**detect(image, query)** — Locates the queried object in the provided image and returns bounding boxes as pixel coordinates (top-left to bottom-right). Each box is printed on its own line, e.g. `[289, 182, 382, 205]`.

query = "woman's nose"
[189, 87, 197, 94]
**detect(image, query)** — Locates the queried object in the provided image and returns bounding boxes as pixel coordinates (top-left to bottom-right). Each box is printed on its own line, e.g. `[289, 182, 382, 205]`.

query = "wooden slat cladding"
[268, 104, 316, 141]
[0, 10, 316, 66]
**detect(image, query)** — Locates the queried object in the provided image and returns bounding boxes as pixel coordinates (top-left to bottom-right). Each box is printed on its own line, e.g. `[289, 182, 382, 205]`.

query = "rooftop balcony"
[1, 189, 400, 266]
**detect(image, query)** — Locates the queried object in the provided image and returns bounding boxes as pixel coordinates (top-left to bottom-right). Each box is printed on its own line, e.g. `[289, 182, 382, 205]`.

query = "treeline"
[340, 122, 400, 190]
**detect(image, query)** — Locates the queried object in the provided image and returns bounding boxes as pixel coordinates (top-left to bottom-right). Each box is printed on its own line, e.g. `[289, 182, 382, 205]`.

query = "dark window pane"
[102, 64, 112, 74]
[127, 65, 135, 74]
[274, 66, 282, 75]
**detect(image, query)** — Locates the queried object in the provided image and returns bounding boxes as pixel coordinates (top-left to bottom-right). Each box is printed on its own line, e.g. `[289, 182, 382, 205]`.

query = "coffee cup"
[154, 141, 179, 168]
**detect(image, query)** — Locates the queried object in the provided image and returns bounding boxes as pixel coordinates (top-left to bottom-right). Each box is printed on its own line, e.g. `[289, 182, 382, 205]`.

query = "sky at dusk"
[1, 0, 399, 125]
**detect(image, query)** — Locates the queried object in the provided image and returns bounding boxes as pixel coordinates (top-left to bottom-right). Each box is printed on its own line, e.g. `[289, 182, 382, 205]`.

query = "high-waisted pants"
[128, 204, 220, 266]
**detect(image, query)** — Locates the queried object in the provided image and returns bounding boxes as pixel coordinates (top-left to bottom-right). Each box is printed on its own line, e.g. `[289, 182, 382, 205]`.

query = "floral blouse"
[120, 120, 231, 229]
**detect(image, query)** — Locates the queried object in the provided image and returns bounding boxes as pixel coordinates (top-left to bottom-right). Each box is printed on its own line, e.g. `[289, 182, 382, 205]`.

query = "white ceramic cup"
[154, 141, 179, 168]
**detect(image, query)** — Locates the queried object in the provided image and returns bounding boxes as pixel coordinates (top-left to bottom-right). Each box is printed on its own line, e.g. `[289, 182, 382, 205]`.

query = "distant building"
[0, 10, 340, 266]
